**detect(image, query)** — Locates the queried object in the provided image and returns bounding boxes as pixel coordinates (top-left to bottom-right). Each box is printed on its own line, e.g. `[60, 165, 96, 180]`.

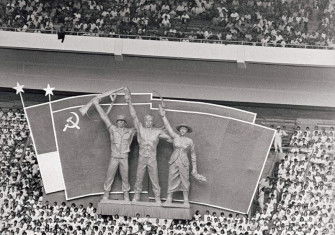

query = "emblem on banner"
[63, 112, 80, 132]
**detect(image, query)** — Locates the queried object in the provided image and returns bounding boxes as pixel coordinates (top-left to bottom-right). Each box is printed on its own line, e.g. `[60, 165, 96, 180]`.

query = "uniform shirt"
[274, 130, 287, 142]
[108, 125, 135, 158]
[137, 125, 168, 158]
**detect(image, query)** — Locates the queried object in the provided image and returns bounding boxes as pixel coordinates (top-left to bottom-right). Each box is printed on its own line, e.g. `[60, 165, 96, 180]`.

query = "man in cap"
[124, 88, 171, 203]
[93, 94, 136, 201]
[274, 126, 288, 153]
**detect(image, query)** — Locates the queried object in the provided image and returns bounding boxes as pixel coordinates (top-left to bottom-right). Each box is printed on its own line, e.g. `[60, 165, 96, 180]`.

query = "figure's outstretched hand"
[158, 104, 166, 117]
[124, 87, 131, 102]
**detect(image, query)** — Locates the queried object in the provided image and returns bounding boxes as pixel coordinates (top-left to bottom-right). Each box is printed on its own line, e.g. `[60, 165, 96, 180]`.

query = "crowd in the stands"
[0, 107, 334, 234]
[317, 0, 335, 45]
[258, 125, 334, 234]
[0, 0, 334, 47]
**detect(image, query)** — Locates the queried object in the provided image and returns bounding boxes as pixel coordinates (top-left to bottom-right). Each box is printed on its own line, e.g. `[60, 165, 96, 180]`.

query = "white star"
[13, 82, 24, 94]
[43, 84, 55, 96]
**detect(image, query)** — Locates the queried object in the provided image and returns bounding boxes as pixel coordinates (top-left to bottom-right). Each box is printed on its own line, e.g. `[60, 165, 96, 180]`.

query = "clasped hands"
[123, 87, 131, 103]
[158, 104, 166, 117]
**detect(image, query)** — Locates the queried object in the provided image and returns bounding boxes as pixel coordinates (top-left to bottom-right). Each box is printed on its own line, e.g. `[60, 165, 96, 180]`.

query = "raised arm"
[158, 129, 173, 143]
[93, 97, 113, 129]
[158, 104, 178, 139]
[124, 88, 141, 131]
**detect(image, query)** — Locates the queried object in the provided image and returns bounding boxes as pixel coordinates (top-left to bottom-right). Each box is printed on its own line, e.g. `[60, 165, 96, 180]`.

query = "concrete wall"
[1, 31, 335, 66]
[0, 31, 334, 107]
[0, 48, 334, 107]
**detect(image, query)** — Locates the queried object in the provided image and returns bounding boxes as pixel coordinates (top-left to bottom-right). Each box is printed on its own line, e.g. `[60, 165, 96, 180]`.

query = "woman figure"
[158, 105, 206, 205]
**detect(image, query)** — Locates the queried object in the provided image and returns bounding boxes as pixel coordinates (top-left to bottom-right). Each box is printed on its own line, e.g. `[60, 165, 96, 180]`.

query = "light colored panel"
[36, 151, 65, 193]
[123, 39, 239, 61]
[0, 31, 114, 54]
[245, 46, 335, 66]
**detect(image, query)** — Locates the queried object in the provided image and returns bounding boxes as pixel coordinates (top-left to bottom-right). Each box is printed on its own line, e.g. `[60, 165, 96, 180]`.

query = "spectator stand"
[0, 0, 335, 49]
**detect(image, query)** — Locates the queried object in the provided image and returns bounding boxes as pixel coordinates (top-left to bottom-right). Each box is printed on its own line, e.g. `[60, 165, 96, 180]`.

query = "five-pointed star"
[13, 82, 24, 94]
[43, 84, 55, 96]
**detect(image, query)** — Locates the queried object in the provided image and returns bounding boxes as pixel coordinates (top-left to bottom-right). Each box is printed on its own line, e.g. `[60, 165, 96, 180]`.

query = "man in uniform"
[124, 88, 170, 203]
[92, 94, 135, 201]
[274, 126, 288, 153]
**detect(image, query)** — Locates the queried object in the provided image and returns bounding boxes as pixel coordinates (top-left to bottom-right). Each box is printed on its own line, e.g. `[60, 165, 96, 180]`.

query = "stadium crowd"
[0, 106, 334, 234]
[0, 0, 334, 47]
[317, 0, 335, 45]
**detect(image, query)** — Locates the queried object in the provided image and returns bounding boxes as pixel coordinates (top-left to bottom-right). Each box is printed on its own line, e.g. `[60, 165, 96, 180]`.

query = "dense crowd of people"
[316, 0, 335, 46]
[0, 106, 334, 234]
[0, 0, 334, 47]
[258, 125, 334, 234]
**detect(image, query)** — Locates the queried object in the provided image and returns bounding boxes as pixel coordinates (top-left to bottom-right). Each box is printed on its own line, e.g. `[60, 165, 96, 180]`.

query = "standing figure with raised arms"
[158, 104, 206, 205]
[91, 92, 136, 201]
[124, 88, 171, 203]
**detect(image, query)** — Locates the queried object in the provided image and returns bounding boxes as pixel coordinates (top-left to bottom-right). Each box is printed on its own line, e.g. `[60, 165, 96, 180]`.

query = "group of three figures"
[89, 87, 206, 206]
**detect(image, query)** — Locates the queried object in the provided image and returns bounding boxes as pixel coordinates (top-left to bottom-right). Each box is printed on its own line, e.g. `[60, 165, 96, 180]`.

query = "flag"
[25, 103, 65, 193]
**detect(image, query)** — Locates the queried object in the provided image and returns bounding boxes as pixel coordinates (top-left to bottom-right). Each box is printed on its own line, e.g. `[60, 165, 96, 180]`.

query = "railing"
[1, 26, 334, 50]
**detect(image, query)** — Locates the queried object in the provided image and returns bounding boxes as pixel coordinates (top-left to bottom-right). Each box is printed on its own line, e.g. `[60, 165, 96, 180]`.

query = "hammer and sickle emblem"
[63, 112, 80, 132]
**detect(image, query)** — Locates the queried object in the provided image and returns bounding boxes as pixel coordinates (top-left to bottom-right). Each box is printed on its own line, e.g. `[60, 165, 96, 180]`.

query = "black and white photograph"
[0, 0, 334, 234]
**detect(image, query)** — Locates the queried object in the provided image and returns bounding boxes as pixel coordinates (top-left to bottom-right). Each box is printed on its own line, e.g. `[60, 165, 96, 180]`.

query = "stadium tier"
[0, 0, 334, 48]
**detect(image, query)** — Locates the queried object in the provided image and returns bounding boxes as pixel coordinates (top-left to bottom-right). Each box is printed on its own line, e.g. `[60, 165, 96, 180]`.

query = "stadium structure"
[0, 0, 334, 234]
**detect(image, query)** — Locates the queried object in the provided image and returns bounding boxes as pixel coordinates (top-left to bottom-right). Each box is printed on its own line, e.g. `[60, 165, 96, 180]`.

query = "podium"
[97, 199, 191, 219]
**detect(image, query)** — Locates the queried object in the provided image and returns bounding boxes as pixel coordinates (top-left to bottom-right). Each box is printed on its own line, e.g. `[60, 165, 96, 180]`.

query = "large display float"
[21, 85, 275, 219]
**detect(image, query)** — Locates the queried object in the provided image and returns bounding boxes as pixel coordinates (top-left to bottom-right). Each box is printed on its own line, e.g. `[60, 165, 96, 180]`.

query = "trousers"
[274, 139, 283, 153]
[103, 157, 130, 192]
[134, 156, 160, 197]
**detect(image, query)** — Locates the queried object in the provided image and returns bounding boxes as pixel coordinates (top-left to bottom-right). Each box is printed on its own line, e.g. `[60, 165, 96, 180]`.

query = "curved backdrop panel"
[26, 93, 272, 214]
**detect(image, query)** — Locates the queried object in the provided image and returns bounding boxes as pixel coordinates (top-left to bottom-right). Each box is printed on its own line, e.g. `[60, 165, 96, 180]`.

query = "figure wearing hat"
[158, 105, 206, 205]
[92, 95, 135, 201]
[274, 126, 288, 153]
